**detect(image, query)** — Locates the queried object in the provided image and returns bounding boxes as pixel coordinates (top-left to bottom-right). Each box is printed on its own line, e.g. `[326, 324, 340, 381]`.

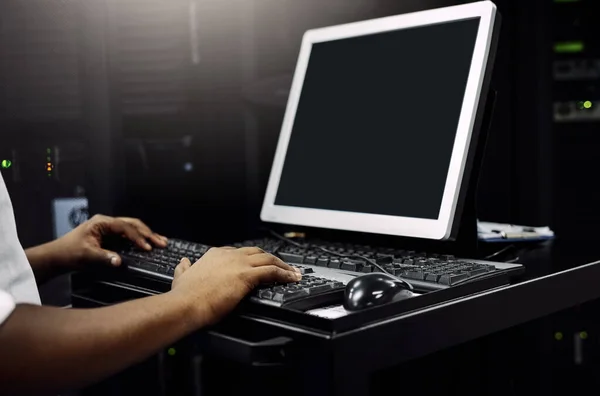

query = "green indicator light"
[554, 332, 563, 341]
[584, 101, 593, 109]
[580, 331, 588, 340]
[1, 160, 12, 169]
[167, 348, 176, 356]
[554, 41, 584, 54]
[47, 148, 51, 154]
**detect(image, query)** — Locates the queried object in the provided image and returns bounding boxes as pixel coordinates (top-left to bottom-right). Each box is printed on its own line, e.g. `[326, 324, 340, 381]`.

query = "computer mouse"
[343, 272, 414, 312]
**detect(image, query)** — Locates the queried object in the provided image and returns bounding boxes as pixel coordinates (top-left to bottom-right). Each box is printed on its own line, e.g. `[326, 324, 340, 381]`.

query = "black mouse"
[343, 272, 414, 312]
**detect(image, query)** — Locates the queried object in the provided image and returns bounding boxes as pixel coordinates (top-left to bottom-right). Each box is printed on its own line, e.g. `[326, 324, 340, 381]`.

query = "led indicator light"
[1, 160, 12, 169]
[580, 331, 588, 340]
[554, 332, 563, 341]
[554, 41, 584, 53]
[167, 348, 176, 356]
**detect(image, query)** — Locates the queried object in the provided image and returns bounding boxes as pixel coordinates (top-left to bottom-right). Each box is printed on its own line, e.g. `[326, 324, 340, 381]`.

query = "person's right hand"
[170, 247, 301, 327]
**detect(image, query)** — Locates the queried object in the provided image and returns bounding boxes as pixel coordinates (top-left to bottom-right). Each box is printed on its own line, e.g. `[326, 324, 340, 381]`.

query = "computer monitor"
[260, 1, 499, 240]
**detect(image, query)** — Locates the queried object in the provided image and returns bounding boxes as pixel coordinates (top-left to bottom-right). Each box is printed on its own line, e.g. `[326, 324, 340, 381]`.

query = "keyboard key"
[135, 262, 160, 272]
[465, 266, 490, 276]
[293, 266, 314, 275]
[316, 257, 330, 267]
[328, 259, 342, 269]
[258, 289, 274, 300]
[404, 270, 425, 280]
[272, 289, 310, 303]
[425, 273, 441, 282]
[376, 255, 394, 265]
[438, 273, 469, 285]
[341, 259, 364, 272]
[307, 283, 335, 294]
[304, 256, 318, 265]
[279, 252, 304, 264]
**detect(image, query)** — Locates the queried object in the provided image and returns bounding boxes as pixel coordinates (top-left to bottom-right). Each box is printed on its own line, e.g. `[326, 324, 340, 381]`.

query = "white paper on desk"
[477, 221, 555, 240]
[306, 305, 351, 318]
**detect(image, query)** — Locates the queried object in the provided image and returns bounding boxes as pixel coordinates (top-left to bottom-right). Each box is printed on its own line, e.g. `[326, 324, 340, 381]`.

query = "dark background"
[0, 0, 558, 249]
[0, 0, 597, 393]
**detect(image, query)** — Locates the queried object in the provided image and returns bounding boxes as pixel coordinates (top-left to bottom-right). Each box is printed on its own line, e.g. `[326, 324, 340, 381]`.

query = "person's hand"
[170, 247, 302, 326]
[51, 214, 168, 270]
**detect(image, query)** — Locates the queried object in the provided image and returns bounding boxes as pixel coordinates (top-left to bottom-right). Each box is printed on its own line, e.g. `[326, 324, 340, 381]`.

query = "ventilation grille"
[0, 0, 82, 120]
[113, 0, 192, 116]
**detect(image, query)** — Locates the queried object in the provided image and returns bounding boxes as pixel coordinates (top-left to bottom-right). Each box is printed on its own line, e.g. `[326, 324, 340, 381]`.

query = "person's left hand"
[51, 214, 168, 270]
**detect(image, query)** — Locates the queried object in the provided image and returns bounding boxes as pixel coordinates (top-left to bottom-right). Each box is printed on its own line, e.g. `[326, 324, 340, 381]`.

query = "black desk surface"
[72, 238, 600, 396]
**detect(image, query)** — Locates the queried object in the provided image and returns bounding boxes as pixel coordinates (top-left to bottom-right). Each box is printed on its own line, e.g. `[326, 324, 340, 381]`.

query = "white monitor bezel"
[260, 1, 497, 240]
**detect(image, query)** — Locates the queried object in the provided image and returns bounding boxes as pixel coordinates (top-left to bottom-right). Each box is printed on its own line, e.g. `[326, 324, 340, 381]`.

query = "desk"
[73, 240, 600, 396]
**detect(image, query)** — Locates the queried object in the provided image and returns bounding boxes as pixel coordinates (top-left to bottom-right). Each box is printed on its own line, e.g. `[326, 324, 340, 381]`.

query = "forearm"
[25, 241, 68, 284]
[0, 291, 201, 394]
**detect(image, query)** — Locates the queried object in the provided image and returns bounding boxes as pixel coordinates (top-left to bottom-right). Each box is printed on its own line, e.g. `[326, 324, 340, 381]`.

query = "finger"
[148, 234, 168, 248]
[119, 217, 152, 234]
[248, 253, 299, 273]
[251, 266, 302, 284]
[237, 247, 265, 256]
[174, 258, 192, 278]
[104, 219, 152, 251]
[119, 218, 167, 248]
[88, 247, 122, 267]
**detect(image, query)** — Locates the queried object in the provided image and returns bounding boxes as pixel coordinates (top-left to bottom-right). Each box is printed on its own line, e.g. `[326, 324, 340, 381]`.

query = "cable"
[451, 271, 497, 286]
[267, 230, 414, 291]
[483, 244, 515, 260]
[268, 230, 305, 248]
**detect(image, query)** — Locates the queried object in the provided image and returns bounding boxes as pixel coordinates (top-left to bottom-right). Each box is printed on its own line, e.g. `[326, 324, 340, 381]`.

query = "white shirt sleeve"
[0, 288, 16, 326]
[0, 171, 41, 307]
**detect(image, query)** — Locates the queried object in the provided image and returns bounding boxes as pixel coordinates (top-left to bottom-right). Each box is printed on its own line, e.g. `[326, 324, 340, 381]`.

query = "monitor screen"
[274, 18, 480, 220]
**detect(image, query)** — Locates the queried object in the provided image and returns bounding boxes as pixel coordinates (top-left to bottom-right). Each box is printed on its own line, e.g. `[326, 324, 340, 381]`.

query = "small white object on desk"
[478, 221, 555, 242]
[306, 305, 351, 318]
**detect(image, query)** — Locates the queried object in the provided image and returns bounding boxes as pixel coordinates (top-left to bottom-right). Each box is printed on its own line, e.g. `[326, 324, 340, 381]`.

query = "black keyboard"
[229, 238, 502, 292]
[119, 239, 348, 307]
[119, 237, 506, 307]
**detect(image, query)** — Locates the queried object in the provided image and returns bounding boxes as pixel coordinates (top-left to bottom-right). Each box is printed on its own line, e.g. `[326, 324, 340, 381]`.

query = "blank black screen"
[275, 18, 481, 219]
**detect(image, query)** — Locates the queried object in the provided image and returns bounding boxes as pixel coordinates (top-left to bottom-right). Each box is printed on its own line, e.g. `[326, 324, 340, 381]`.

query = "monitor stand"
[269, 89, 497, 259]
